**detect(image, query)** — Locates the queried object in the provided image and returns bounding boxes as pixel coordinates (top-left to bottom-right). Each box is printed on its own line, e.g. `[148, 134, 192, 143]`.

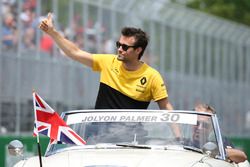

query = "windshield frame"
[44, 110, 226, 160]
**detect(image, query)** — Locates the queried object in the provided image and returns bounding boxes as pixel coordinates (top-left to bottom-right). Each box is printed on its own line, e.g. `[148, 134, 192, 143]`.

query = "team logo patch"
[140, 77, 147, 85]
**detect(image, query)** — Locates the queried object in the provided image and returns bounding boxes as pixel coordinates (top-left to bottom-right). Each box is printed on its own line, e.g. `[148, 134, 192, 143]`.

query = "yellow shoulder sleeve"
[92, 54, 116, 71]
[151, 72, 168, 101]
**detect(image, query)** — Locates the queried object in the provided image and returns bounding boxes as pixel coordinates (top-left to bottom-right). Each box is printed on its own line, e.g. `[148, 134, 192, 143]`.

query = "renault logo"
[140, 77, 147, 85]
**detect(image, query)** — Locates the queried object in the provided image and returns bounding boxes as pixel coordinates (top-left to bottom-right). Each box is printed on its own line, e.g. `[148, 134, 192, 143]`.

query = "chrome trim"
[212, 114, 226, 160]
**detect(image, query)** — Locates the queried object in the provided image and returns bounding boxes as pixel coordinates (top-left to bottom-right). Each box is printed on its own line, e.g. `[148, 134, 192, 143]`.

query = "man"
[39, 13, 173, 111]
[194, 103, 248, 164]
[191, 112, 212, 149]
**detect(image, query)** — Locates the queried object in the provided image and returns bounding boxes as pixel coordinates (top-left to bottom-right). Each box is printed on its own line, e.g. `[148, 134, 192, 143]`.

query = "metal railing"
[0, 0, 250, 137]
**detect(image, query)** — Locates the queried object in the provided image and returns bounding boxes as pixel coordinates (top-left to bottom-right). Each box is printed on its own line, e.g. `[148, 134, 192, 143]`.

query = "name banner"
[67, 112, 197, 125]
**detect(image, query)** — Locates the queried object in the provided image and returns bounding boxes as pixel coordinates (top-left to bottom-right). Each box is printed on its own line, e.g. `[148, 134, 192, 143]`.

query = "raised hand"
[39, 13, 54, 34]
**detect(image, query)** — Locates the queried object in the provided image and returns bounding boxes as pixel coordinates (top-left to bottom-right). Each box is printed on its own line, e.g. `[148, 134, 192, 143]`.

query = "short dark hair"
[121, 27, 149, 60]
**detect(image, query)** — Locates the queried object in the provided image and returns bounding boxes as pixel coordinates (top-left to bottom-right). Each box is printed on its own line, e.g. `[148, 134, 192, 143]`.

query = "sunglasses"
[196, 121, 210, 129]
[116, 41, 138, 51]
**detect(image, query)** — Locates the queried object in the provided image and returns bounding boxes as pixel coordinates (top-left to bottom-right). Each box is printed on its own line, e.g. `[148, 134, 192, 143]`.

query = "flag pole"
[37, 141, 43, 167]
[33, 91, 43, 167]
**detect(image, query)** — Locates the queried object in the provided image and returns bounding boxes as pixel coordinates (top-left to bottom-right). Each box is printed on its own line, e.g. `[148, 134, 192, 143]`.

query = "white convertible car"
[9, 110, 249, 167]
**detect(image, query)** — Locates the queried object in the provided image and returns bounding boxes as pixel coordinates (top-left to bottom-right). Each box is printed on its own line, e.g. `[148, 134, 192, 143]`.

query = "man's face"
[192, 115, 212, 145]
[116, 35, 140, 62]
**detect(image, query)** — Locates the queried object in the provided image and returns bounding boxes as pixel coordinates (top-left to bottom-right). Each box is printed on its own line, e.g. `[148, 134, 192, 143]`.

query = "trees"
[185, 0, 250, 26]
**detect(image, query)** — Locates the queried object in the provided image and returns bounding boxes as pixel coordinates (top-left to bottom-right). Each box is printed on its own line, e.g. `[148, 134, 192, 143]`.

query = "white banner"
[67, 112, 197, 125]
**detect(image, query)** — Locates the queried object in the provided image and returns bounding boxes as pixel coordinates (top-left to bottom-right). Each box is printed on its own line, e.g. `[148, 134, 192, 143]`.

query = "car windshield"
[46, 110, 219, 156]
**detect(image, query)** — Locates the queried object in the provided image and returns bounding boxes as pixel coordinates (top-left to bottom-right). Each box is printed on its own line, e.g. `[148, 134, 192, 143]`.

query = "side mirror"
[8, 140, 24, 156]
[202, 142, 218, 158]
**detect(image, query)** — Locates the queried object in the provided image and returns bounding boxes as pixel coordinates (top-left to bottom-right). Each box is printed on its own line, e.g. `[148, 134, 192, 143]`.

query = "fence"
[1, 0, 250, 137]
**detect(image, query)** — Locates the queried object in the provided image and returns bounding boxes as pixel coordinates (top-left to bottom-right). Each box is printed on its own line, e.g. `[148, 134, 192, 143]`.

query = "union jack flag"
[33, 92, 86, 145]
